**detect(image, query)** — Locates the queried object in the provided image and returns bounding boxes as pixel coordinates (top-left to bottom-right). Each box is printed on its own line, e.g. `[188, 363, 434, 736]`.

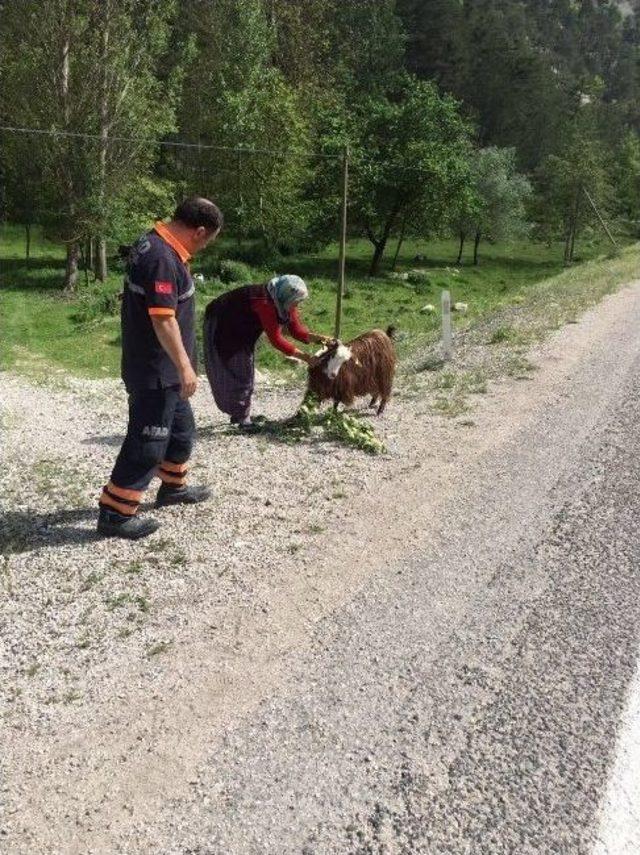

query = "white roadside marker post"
[442, 289, 453, 361]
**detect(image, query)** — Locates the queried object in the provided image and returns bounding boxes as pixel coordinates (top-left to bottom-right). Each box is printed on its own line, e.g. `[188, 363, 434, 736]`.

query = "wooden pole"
[334, 145, 349, 339]
[583, 187, 618, 248]
[441, 289, 452, 361]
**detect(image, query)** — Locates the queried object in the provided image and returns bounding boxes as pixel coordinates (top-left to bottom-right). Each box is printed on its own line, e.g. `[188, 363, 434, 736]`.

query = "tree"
[454, 147, 531, 265]
[397, 0, 467, 93]
[175, 0, 311, 251]
[347, 75, 473, 275]
[613, 131, 640, 235]
[87, 0, 180, 281]
[0, 0, 179, 290]
[533, 85, 614, 264]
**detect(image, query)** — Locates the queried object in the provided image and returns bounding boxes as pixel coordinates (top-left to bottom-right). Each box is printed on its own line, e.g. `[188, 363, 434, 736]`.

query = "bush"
[71, 283, 121, 325]
[219, 259, 254, 284]
[407, 269, 431, 286]
[226, 243, 282, 268]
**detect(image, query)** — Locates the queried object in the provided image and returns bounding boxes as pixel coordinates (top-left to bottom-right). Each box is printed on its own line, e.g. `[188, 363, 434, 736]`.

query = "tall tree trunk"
[367, 210, 399, 277]
[456, 231, 465, 264]
[79, 242, 90, 287]
[95, 238, 108, 281]
[61, 26, 77, 292]
[568, 222, 577, 264]
[95, 3, 110, 282]
[473, 231, 481, 266]
[564, 186, 582, 266]
[87, 238, 94, 272]
[563, 221, 572, 265]
[25, 223, 31, 262]
[64, 243, 80, 294]
[568, 188, 582, 264]
[391, 214, 408, 272]
[369, 240, 387, 277]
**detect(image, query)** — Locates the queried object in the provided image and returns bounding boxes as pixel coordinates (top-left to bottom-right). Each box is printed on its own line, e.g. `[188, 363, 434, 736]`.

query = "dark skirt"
[203, 314, 255, 420]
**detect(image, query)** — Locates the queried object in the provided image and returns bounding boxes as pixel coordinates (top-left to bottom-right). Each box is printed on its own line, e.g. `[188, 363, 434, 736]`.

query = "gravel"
[2, 281, 640, 853]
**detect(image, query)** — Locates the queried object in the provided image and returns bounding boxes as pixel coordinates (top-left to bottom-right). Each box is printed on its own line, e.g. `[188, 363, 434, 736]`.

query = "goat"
[306, 326, 396, 415]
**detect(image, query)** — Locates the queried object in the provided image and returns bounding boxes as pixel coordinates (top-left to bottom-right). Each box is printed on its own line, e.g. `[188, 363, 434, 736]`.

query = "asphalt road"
[145, 303, 640, 854]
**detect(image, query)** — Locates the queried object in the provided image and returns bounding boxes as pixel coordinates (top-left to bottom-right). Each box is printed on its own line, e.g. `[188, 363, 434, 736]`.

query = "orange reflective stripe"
[153, 221, 191, 263]
[160, 460, 188, 474]
[100, 491, 138, 516]
[158, 470, 186, 486]
[107, 481, 143, 503]
[148, 307, 175, 317]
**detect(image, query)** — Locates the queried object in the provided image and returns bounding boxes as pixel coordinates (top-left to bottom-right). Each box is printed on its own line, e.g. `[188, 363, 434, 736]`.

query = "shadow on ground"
[1, 507, 100, 555]
[80, 434, 124, 447]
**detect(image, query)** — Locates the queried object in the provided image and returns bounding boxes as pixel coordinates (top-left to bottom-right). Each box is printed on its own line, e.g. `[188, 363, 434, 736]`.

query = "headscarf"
[266, 274, 308, 323]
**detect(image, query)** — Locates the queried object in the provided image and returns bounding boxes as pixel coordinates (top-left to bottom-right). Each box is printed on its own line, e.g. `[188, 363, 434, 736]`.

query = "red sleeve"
[251, 298, 297, 356]
[286, 306, 311, 343]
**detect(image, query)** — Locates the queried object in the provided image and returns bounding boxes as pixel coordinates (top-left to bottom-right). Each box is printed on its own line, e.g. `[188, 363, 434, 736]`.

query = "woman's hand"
[294, 350, 320, 368]
[312, 333, 337, 347]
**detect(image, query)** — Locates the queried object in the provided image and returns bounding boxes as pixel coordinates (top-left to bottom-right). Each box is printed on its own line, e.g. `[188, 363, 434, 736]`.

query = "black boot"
[155, 483, 211, 508]
[97, 506, 160, 540]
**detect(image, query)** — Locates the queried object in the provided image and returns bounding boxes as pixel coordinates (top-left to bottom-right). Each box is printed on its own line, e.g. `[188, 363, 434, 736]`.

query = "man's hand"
[150, 314, 197, 397]
[179, 364, 198, 399]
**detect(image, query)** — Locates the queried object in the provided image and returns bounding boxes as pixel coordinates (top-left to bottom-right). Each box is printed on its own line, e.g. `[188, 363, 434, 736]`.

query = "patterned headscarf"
[266, 275, 308, 322]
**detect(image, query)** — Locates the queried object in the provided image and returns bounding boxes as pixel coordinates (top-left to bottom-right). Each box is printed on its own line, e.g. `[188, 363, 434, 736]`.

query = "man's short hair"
[174, 196, 223, 232]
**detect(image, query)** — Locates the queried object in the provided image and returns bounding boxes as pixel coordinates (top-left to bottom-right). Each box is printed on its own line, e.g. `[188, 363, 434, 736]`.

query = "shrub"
[407, 269, 431, 286]
[71, 283, 121, 325]
[219, 259, 253, 284]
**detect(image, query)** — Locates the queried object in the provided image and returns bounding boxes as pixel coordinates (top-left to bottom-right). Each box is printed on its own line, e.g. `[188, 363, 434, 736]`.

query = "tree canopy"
[1, 0, 639, 286]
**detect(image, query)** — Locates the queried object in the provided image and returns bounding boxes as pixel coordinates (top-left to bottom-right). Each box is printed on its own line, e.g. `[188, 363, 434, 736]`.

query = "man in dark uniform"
[97, 196, 223, 540]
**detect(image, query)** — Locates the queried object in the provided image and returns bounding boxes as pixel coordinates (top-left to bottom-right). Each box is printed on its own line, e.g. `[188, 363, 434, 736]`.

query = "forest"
[1, 0, 639, 291]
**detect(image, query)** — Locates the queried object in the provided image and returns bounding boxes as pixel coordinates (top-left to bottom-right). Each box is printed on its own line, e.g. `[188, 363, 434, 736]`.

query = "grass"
[105, 591, 150, 616]
[489, 325, 532, 345]
[2, 221, 635, 380]
[146, 640, 172, 657]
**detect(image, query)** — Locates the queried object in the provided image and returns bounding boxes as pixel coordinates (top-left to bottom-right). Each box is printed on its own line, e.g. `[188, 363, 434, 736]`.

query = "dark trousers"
[110, 386, 196, 493]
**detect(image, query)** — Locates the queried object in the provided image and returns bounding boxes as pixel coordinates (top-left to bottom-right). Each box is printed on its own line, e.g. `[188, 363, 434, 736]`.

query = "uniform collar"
[153, 221, 192, 263]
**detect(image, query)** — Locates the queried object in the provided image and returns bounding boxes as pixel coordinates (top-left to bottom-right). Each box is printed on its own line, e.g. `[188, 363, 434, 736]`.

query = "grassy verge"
[401, 242, 640, 418]
[1, 222, 636, 381]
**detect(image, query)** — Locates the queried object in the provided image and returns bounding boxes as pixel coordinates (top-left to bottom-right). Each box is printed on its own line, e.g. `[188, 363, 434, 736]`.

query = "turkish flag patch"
[154, 281, 174, 294]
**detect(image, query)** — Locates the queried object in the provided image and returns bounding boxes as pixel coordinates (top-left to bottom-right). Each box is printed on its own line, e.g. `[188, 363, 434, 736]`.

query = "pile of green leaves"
[251, 395, 386, 455]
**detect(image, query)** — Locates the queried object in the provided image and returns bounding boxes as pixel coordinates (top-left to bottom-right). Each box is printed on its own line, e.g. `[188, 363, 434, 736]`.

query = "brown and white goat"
[307, 326, 396, 414]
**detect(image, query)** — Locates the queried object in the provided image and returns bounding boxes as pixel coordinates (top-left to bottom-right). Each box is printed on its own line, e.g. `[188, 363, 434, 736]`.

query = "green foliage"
[474, 149, 531, 241]
[614, 132, 640, 232]
[1, 0, 640, 287]
[533, 99, 614, 262]
[218, 260, 254, 284]
[175, 0, 312, 250]
[0, 0, 180, 288]
[101, 177, 177, 246]
[453, 147, 532, 263]
[71, 283, 122, 325]
[345, 74, 474, 274]
[407, 270, 431, 286]
[253, 394, 386, 455]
